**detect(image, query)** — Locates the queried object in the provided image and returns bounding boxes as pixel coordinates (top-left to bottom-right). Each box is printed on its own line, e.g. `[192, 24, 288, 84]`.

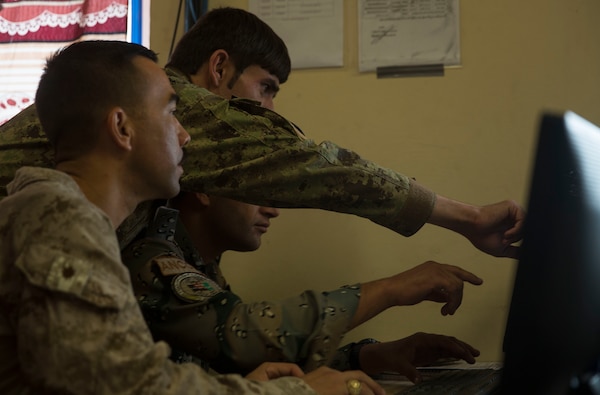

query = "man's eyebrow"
[170, 93, 180, 104]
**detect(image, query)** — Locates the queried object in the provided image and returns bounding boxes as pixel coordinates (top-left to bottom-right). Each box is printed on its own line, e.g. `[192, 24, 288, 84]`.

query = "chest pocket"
[16, 245, 129, 310]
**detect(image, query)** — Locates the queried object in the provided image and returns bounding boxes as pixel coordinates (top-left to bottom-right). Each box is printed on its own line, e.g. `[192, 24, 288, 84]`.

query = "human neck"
[177, 212, 225, 264]
[190, 227, 224, 264]
[57, 160, 138, 229]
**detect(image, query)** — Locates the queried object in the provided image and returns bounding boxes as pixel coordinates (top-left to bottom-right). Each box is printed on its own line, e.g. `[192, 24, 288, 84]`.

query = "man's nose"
[263, 98, 275, 111]
[179, 123, 191, 147]
[262, 207, 280, 218]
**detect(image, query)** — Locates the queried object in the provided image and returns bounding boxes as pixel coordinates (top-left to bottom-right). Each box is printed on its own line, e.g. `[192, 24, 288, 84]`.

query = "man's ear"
[194, 192, 211, 207]
[208, 49, 231, 87]
[107, 107, 133, 152]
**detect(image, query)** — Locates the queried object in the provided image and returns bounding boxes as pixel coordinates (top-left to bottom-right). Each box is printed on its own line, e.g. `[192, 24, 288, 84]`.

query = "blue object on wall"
[130, 0, 142, 44]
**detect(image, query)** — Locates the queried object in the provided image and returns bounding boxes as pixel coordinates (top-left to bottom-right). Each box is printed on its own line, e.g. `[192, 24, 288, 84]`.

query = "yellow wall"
[149, 0, 600, 362]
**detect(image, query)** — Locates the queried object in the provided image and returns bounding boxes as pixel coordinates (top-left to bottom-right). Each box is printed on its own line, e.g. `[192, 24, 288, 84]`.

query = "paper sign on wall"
[358, 0, 460, 72]
[249, 0, 344, 69]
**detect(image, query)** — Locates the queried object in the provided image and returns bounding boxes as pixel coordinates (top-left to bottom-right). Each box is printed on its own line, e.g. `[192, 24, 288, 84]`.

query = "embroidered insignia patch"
[171, 272, 221, 303]
[153, 255, 201, 276]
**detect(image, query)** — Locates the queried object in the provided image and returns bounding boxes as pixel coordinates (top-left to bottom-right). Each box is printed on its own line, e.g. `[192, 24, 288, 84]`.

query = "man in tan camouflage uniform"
[0, 40, 384, 395]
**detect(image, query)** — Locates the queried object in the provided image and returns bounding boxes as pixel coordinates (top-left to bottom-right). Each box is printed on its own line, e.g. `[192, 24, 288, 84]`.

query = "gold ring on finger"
[346, 379, 362, 395]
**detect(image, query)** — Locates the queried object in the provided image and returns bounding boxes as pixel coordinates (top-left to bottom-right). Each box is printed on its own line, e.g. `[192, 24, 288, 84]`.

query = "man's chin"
[162, 184, 181, 200]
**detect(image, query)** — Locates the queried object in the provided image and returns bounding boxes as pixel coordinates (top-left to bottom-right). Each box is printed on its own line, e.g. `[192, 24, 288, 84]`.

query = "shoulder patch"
[152, 254, 201, 277]
[171, 272, 221, 303]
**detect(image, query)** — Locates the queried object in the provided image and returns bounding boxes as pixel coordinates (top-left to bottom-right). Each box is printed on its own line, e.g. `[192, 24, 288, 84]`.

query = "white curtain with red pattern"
[0, 0, 129, 125]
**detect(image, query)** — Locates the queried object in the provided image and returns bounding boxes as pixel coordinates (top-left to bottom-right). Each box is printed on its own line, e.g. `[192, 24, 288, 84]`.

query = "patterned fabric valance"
[0, 0, 128, 125]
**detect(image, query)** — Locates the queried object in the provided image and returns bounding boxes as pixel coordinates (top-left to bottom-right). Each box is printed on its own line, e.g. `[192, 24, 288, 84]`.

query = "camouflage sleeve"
[170, 67, 434, 237]
[0, 69, 435, 236]
[122, 235, 361, 375]
[329, 338, 381, 371]
[0, 104, 53, 197]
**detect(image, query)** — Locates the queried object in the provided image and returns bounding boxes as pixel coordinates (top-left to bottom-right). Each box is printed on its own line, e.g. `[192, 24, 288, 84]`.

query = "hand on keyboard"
[358, 332, 480, 383]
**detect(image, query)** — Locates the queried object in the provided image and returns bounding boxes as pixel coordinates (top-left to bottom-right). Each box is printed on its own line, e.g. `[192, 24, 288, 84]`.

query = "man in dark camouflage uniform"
[128, 192, 483, 384]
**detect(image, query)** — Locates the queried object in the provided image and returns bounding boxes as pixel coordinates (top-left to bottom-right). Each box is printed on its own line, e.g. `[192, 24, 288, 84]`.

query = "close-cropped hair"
[167, 7, 291, 84]
[35, 40, 158, 159]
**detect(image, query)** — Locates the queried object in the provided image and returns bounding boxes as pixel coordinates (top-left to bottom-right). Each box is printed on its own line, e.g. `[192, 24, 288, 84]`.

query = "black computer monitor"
[501, 111, 600, 394]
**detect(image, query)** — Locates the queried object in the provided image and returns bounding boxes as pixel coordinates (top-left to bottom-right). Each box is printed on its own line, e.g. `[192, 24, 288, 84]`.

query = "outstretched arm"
[349, 261, 483, 329]
[1, 83, 524, 257]
[428, 196, 525, 259]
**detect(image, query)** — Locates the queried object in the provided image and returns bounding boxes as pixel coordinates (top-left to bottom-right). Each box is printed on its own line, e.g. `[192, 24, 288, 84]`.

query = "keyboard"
[398, 368, 502, 395]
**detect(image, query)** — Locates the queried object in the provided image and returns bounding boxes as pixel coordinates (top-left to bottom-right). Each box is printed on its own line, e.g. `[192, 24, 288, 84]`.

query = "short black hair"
[167, 7, 291, 84]
[35, 40, 158, 159]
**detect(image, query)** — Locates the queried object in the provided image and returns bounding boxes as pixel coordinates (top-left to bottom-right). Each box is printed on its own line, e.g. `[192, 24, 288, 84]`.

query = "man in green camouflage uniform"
[0, 8, 524, 258]
[0, 40, 386, 395]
